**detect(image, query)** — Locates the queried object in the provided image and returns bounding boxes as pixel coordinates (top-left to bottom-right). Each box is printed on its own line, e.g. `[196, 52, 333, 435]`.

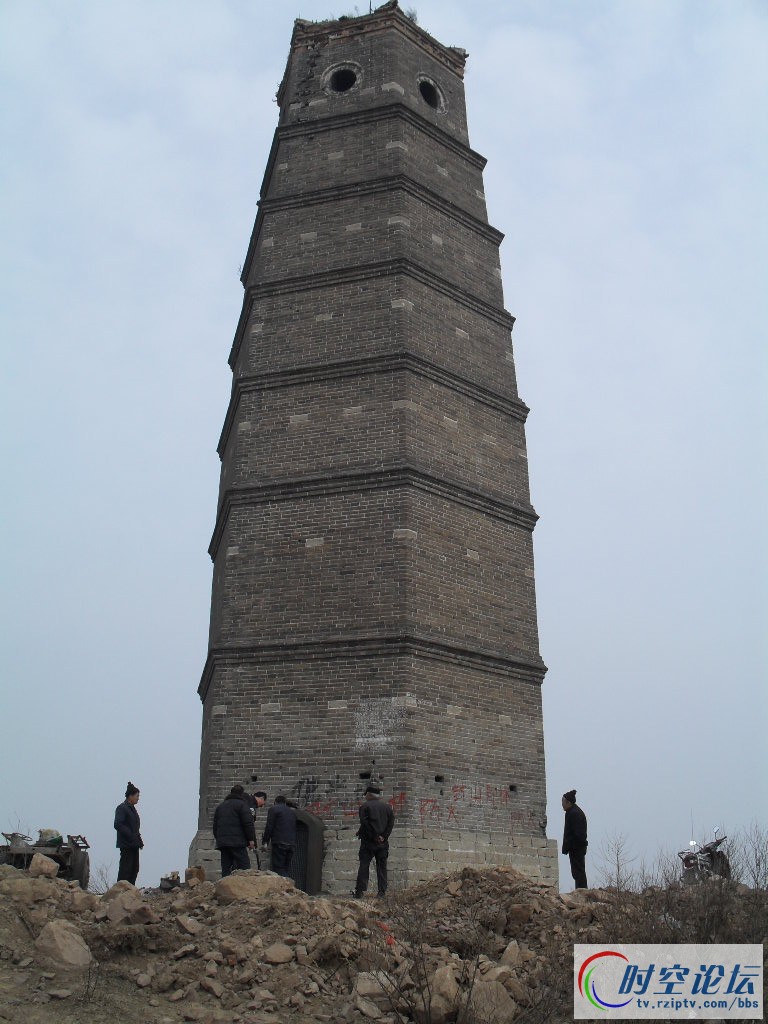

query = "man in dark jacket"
[212, 785, 256, 877]
[261, 795, 296, 878]
[354, 785, 395, 899]
[561, 789, 588, 889]
[114, 781, 143, 885]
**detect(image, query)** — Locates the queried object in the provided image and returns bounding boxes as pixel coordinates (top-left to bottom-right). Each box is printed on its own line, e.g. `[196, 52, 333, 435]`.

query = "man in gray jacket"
[354, 785, 395, 899]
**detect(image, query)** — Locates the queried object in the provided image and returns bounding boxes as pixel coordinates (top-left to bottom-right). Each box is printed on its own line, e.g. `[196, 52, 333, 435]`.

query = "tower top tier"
[276, 1, 471, 145]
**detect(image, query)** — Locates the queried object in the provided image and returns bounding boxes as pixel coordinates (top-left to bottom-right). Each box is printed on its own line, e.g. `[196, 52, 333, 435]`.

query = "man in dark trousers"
[242, 790, 268, 868]
[261, 795, 296, 878]
[212, 784, 256, 877]
[562, 788, 589, 889]
[354, 785, 395, 899]
[114, 781, 143, 885]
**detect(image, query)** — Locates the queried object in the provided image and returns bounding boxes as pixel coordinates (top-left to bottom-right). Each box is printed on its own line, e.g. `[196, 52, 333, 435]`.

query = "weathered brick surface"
[191, 4, 557, 888]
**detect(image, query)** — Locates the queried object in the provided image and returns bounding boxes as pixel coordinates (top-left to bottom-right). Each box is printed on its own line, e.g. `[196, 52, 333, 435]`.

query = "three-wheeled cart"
[0, 832, 90, 890]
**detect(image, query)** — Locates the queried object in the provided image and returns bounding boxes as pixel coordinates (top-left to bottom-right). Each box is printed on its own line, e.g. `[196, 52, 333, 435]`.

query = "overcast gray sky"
[2, 0, 766, 892]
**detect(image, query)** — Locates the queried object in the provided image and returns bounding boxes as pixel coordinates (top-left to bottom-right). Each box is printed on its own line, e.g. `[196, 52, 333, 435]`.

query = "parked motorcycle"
[678, 827, 731, 884]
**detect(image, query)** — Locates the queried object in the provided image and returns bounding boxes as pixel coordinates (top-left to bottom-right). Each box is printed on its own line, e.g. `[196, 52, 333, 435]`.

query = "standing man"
[212, 784, 256, 877]
[261, 795, 296, 878]
[114, 781, 143, 885]
[354, 785, 394, 899]
[561, 788, 589, 889]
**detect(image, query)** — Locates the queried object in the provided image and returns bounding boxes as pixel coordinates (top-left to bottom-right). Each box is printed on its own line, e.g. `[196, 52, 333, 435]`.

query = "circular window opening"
[419, 79, 441, 109]
[330, 67, 357, 93]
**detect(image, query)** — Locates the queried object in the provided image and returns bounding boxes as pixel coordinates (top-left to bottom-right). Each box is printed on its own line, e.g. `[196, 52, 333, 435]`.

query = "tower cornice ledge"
[230, 258, 514, 369]
[269, 104, 486, 170]
[198, 634, 546, 702]
[257, 174, 504, 245]
[217, 353, 529, 457]
[209, 467, 539, 560]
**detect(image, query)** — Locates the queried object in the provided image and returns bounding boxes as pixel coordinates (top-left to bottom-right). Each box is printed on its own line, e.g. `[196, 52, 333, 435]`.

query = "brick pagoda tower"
[190, 0, 557, 889]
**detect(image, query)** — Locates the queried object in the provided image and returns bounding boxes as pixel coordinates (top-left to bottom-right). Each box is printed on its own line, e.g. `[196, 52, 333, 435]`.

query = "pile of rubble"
[1, 858, 764, 1024]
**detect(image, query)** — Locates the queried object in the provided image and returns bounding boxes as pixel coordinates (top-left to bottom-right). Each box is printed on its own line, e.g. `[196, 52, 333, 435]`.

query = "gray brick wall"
[191, 4, 557, 889]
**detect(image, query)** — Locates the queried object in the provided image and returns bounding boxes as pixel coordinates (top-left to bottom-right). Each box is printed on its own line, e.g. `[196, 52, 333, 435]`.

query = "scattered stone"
[177, 913, 204, 936]
[46, 989, 72, 999]
[173, 944, 198, 959]
[200, 976, 225, 998]
[0, 860, 762, 1024]
[355, 994, 383, 1019]
[152, 970, 178, 992]
[181, 1005, 208, 1022]
[263, 942, 294, 965]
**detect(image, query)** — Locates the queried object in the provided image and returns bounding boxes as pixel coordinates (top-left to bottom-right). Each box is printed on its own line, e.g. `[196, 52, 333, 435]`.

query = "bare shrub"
[87, 860, 114, 894]
[726, 822, 768, 889]
[594, 832, 637, 892]
[353, 889, 491, 1024]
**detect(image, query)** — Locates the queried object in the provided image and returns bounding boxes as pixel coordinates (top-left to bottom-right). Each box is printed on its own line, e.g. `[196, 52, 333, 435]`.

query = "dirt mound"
[0, 861, 765, 1023]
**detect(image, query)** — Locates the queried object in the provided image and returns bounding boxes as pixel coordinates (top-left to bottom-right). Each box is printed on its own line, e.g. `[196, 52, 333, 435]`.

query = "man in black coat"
[561, 788, 589, 889]
[114, 781, 143, 884]
[261, 795, 297, 878]
[212, 785, 256, 877]
[354, 785, 395, 899]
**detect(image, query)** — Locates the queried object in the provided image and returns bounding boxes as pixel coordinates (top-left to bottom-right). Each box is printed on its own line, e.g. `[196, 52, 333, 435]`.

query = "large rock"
[35, 919, 92, 968]
[355, 994, 383, 1019]
[431, 965, 459, 1004]
[0, 876, 55, 902]
[69, 888, 100, 913]
[102, 879, 136, 899]
[499, 938, 522, 966]
[214, 871, 293, 905]
[28, 852, 59, 879]
[467, 978, 517, 1024]
[105, 887, 160, 924]
[419, 964, 460, 1024]
[505, 904, 533, 926]
[354, 971, 392, 1008]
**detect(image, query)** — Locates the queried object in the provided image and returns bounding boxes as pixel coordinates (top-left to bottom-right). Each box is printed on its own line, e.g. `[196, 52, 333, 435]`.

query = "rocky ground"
[0, 858, 765, 1024]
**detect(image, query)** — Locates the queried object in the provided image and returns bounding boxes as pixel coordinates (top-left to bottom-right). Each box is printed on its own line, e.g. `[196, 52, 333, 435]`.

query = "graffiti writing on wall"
[288, 775, 536, 831]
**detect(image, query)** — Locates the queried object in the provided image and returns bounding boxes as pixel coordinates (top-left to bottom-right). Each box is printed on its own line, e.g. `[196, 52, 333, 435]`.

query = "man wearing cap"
[561, 789, 588, 889]
[354, 785, 395, 899]
[212, 784, 256, 878]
